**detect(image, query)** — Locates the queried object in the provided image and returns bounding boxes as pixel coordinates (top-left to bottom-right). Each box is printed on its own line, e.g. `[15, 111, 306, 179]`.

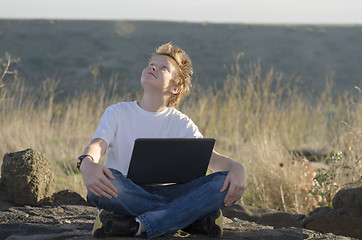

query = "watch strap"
[77, 155, 94, 170]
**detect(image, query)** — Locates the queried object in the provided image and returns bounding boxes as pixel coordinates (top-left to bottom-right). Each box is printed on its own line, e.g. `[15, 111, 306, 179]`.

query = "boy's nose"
[150, 65, 156, 71]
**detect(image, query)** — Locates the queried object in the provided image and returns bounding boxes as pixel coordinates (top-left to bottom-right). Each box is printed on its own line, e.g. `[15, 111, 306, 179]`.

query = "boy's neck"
[138, 94, 169, 112]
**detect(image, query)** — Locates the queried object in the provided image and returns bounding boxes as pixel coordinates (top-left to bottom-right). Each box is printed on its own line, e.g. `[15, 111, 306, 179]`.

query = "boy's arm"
[79, 138, 118, 199]
[209, 150, 247, 207]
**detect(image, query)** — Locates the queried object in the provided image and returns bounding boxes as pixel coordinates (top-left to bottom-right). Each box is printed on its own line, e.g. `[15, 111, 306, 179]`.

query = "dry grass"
[1, 56, 361, 214]
[182, 60, 361, 213]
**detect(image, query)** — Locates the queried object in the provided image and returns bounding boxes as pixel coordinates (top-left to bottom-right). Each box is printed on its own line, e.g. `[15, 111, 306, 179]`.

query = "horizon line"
[0, 18, 361, 26]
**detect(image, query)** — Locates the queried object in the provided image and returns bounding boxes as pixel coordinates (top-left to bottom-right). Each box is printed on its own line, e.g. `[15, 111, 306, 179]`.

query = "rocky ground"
[0, 202, 353, 240]
[0, 193, 357, 240]
[0, 149, 361, 240]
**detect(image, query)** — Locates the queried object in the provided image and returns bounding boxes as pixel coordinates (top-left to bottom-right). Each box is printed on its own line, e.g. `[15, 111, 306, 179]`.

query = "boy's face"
[141, 55, 180, 95]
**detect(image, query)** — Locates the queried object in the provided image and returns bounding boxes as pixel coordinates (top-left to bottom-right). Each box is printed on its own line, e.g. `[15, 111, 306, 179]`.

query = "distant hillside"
[0, 20, 361, 97]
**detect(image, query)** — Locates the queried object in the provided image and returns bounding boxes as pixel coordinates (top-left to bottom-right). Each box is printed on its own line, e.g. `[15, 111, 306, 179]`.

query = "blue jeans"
[88, 168, 229, 239]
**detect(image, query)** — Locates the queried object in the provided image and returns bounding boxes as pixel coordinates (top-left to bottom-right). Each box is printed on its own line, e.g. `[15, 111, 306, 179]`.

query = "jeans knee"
[204, 171, 228, 192]
[211, 171, 228, 184]
[85, 169, 134, 211]
[215, 171, 229, 178]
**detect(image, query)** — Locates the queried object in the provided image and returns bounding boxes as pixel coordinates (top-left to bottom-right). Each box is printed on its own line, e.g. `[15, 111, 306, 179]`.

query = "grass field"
[1, 54, 361, 214]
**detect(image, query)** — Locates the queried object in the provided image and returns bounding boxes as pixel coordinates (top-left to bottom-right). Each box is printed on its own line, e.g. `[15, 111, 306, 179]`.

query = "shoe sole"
[92, 209, 106, 238]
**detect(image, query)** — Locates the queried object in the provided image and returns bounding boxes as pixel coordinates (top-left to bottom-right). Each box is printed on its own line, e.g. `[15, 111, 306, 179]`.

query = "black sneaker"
[183, 209, 223, 238]
[92, 209, 139, 238]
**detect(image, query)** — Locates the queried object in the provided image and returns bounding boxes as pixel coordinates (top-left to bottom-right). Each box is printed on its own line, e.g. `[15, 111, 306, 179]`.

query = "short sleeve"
[185, 118, 203, 139]
[92, 105, 119, 148]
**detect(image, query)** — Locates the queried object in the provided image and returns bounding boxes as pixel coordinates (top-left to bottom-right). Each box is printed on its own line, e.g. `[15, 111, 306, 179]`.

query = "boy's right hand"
[80, 158, 118, 199]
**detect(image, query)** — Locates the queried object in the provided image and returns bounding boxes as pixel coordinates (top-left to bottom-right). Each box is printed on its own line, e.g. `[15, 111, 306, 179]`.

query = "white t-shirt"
[92, 101, 203, 175]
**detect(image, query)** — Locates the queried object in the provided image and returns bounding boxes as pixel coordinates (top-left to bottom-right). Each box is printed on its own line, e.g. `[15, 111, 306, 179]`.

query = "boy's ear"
[170, 85, 181, 95]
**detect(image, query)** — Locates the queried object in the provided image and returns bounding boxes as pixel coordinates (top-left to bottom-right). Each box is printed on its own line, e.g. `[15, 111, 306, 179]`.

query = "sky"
[1, 0, 362, 24]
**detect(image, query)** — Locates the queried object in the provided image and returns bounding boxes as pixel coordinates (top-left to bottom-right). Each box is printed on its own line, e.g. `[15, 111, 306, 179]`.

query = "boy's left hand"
[220, 163, 247, 207]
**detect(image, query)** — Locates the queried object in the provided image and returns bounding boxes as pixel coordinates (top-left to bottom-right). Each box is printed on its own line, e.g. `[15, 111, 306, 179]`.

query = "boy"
[77, 43, 247, 239]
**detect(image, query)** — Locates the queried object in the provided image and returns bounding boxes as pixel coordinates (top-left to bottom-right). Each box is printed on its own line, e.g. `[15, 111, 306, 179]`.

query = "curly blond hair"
[152, 42, 193, 108]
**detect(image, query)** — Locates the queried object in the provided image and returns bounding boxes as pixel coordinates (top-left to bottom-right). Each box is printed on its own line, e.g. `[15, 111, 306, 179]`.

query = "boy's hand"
[80, 158, 118, 199]
[220, 162, 247, 207]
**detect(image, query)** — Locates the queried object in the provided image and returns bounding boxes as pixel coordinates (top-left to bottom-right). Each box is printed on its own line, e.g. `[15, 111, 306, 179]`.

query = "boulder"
[332, 187, 362, 210]
[303, 187, 362, 240]
[257, 212, 305, 229]
[0, 149, 55, 206]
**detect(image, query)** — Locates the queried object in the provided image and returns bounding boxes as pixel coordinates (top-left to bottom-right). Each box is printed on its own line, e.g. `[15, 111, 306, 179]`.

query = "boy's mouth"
[148, 72, 157, 79]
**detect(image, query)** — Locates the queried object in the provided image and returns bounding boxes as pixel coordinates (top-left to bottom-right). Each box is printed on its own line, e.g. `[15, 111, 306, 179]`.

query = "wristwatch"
[77, 155, 93, 170]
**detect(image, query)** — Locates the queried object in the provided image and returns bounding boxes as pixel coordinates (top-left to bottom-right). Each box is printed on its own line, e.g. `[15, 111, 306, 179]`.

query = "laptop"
[127, 138, 215, 185]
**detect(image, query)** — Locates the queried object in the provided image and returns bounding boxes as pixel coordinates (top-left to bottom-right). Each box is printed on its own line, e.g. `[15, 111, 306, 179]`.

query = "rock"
[223, 204, 305, 229]
[303, 207, 362, 239]
[303, 188, 362, 240]
[222, 203, 277, 222]
[224, 201, 361, 239]
[0, 205, 97, 240]
[332, 187, 362, 210]
[51, 190, 88, 206]
[257, 212, 305, 228]
[0, 149, 55, 206]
